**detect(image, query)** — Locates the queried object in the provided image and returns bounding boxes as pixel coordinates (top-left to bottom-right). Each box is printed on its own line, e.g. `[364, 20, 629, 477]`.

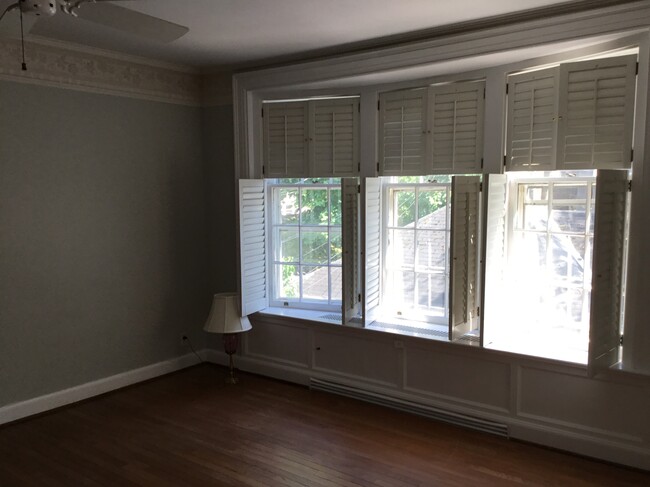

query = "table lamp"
[203, 292, 252, 384]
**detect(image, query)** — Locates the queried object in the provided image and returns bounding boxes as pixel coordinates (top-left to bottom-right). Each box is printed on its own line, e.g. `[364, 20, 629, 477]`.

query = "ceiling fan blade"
[73, 2, 188, 43]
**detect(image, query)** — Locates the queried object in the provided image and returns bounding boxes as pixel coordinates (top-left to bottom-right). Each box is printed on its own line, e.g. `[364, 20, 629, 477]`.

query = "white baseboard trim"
[222, 351, 650, 471]
[0, 351, 208, 426]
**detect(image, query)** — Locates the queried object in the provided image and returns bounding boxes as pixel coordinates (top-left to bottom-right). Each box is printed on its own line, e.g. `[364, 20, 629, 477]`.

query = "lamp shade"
[203, 292, 252, 334]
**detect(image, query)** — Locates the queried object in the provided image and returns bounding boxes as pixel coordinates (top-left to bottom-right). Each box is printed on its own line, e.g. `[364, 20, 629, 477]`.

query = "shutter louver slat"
[588, 170, 629, 375]
[449, 176, 481, 342]
[263, 102, 309, 177]
[363, 178, 382, 325]
[379, 88, 428, 175]
[558, 55, 636, 170]
[507, 67, 559, 171]
[342, 178, 360, 324]
[430, 81, 484, 173]
[239, 179, 268, 316]
[313, 98, 360, 177]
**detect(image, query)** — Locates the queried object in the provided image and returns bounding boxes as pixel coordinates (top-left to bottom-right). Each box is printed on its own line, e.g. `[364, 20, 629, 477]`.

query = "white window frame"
[235, 15, 650, 373]
[266, 179, 343, 312]
[380, 178, 452, 325]
[508, 173, 596, 339]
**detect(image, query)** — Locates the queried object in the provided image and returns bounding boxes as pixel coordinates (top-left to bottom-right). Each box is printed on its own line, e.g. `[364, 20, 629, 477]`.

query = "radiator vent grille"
[310, 378, 508, 437]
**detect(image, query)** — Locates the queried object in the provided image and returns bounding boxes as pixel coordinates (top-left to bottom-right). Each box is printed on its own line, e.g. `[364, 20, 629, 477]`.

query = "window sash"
[382, 182, 452, 323]
[268, 182, 342, 311]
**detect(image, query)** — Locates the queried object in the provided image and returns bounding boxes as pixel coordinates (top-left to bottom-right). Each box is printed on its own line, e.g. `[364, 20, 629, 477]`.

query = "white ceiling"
[0, 0, 623, 68]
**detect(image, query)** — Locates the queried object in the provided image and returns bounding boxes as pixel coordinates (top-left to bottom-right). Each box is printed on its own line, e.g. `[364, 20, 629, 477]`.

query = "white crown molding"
[0, 37, 202, 106]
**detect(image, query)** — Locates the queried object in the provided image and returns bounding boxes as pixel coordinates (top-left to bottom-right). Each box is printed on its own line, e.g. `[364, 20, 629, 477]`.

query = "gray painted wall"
[0, 81, 212, 406]
[202, 104, 237, 294]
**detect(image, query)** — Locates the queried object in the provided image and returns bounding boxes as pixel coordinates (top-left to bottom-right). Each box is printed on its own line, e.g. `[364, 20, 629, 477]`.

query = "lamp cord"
[185, 336, 204, 364]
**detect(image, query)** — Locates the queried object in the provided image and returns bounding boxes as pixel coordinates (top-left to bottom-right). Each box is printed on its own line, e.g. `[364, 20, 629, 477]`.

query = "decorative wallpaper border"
[0, 37, 202, 106]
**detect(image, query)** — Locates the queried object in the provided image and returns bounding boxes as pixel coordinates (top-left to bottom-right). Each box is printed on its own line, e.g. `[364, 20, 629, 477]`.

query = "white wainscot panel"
[245, 320, 311, 367]
[405, 347, 511, 412]
[313, 331, 400, 387]
[518, 366, 650, 442]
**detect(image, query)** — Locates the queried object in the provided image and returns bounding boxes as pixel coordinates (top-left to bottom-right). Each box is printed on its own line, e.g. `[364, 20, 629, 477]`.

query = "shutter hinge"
[479, 182, 483, 192]
[261, 107, 264, 117]
[377, 99, 380, 111]
[636, 62, 639, 75]
[483, 87, 486, 99]
[477, 306, 480, 317]
[377, 162, 380, 172]
[358, 185, 361, 194]
[262, 165, 265, 176]
[503, 155, 507, 167]
[631, 148, 634, 162]
[505, 83, 509, 95]
[358, 102, 361, 113]
[628, 180, 632, 192]
[620, 334, 624, 346]
[358, 162, 361, 172]
[358, 293, 361, 303]
[481, 157, 484, 169]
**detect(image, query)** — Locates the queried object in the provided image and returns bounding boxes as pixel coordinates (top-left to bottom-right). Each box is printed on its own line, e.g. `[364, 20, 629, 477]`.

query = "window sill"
[258, 307, 345, 325]
[257, 308, 480, 345]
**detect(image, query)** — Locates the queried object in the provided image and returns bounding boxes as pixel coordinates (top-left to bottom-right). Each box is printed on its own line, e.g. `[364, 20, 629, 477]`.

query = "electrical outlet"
[181, 335, 188, 346]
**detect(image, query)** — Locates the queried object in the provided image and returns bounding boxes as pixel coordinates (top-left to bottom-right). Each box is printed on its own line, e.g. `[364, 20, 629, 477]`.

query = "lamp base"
[224, 334, 240, 384]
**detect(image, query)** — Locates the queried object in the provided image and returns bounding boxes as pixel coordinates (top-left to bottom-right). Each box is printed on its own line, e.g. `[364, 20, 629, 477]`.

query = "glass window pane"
[329, 230, 342, 264]
[330, 267, 342, 303]
[302, 230, 329, 265]
[301, 265, 329, 301]
[301, 189, 329, 225]
[524, 185, 548, 202]
[550, 235, 584, 284]
[275, 264, 299, 299]
[552, 287, 587, 326]
[276, 228, 299, 262]
[389, 229, 415, 269]
[416, 230, 447, 271]
[416, 273, 446, 314]
[418, 190, 448, 229]
[277, 188, 299, 224]
[524, 204, 548, 230]
[330, 188, 342, 225]
[394, 190, 416, 227]
[550, 204, 586, 233]
[553, 183, 587, 202]
[388, 271, 415, 309]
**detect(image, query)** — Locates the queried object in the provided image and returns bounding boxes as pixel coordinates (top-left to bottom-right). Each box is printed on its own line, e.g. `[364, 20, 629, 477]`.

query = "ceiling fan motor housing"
[19, 0, 58, 17]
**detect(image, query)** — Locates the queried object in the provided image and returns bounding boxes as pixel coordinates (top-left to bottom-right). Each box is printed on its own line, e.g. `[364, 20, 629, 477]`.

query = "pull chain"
[19, 6, 27, 70]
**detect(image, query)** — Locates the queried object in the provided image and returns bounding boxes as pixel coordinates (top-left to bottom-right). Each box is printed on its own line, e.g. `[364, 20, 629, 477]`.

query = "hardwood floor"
[1, 364, 648, 486]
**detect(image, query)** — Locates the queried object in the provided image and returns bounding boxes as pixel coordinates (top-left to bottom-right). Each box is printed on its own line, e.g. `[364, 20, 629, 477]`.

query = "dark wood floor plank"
[1, 364, 649, 486]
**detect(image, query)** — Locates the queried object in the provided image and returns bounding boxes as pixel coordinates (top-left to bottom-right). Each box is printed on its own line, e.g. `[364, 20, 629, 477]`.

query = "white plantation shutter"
[506, 67, 559, 171]
[379, 88, 428, 175]
[588, 170, 629, 375]
[449, 176, 481, 341]
[239, 179, 268, 316]
[263, 102, 309, 177]
[481, 174, 507, 347]
[312, 98, 359, 177]
[342, 178, 360, 323]
[558, 55, 636, 170]
[362, 178, 381, 325]
[429, 81, 484, 173]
